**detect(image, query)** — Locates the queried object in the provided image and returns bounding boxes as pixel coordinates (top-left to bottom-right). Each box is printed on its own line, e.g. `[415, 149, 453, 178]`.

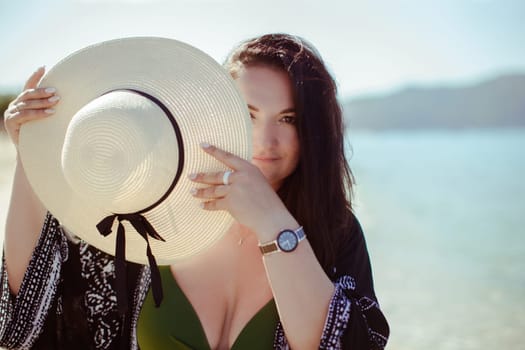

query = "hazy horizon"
[1, 69, 524, 101]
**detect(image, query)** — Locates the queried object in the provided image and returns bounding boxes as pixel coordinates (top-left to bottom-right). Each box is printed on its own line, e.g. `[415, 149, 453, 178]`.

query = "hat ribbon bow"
[97, 213, 165, 315]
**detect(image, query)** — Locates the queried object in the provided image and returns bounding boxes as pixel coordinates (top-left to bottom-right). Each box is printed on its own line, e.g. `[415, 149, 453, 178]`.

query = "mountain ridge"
[343, 73, 525, 129]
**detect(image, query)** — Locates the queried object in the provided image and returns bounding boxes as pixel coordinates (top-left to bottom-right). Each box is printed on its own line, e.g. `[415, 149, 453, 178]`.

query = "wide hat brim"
[18, 37, 252, 265]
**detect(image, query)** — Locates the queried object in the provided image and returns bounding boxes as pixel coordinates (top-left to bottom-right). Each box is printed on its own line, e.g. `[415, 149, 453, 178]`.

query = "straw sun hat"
[18, 37, 252, 269]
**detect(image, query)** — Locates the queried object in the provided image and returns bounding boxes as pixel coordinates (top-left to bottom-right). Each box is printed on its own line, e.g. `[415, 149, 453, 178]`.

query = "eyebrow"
[247, 104, 296, 114]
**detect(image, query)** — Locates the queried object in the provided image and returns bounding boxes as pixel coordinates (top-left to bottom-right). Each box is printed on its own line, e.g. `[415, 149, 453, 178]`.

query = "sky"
[0, 0, 524, 98]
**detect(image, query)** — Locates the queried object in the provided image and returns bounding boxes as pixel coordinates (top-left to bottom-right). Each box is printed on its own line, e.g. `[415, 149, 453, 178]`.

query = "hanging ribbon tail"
[141, 218, 166, 242]
[126, 214, 164, 307]
[115, 222, 128, 315]
[146, 244, 163, 307]
[127, 215, 166, 243]
[97, 215, 117, 237]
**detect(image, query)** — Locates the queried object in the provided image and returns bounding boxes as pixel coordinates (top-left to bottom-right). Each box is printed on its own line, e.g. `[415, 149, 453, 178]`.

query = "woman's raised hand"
[3, 67, 59, 147]
[3, 67, 57, 294]
[189, 143, 297, 241]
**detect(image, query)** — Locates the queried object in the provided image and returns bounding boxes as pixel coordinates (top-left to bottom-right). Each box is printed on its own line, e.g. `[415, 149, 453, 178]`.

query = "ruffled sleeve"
[0, 213, 69, 349]
[318, 275, 388, 349]
[329, 217, 389, 349]
[272, 216, 389, 349]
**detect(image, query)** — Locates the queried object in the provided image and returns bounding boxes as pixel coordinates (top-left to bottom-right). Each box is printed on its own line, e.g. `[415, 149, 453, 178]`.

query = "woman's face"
[234, 65, 300, 190]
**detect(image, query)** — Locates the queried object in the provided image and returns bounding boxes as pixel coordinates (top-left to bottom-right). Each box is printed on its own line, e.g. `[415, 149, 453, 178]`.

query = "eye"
[280, 115, 296, 125]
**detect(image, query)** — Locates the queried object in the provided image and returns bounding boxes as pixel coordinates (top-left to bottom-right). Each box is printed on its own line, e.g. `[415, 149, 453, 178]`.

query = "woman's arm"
[4, 158, 48, 294]
[271, 217, 389, 350]
[256, 213, 336, 349]
[2, 66, 59, 294]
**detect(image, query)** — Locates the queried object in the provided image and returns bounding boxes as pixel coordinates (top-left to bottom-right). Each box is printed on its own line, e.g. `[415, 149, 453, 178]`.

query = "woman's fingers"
[7, 107, 55, 123]
[17, 87, 57, 104]
[199, 143, 246, 170]
[14, 93, 59, 112]
[3, 66, 59, 146]
[190, 185, 229, 199]
[23, 66, 45, 90]
[188, 143, 255, 185]
[199, 199, 226, 211]
[189, 170, 236, 185]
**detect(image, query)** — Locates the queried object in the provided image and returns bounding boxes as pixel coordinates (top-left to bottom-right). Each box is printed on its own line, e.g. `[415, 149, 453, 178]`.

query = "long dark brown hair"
[224, 33, 356, 273]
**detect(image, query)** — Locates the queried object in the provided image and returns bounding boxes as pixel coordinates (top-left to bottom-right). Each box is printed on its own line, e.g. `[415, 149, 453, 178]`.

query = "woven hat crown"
[61, 90, 179, 214]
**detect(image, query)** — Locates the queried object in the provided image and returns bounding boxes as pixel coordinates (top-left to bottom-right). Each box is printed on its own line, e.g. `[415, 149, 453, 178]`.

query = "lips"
[252, 156, 280, 162]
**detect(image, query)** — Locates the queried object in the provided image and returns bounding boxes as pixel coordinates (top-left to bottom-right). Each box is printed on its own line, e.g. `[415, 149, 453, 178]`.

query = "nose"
[252, 119, 278, 150]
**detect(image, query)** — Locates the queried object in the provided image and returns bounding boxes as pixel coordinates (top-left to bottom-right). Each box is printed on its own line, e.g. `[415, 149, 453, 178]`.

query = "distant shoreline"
[3, 73, 525, 131]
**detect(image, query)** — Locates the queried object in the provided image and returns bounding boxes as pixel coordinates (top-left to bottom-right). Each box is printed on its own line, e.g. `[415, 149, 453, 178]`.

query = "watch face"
[277, 230, 299, 252]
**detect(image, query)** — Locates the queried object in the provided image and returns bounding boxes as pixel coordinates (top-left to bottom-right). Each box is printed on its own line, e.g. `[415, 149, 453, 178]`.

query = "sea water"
[348, 129, 525, 349]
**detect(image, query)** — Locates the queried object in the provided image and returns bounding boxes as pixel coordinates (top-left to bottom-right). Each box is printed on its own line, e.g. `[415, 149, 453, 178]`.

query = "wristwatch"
[259, 226, 306, 255]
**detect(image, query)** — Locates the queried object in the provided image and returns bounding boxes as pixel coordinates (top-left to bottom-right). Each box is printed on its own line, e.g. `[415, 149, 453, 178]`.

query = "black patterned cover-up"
[0, 213, 389, 349]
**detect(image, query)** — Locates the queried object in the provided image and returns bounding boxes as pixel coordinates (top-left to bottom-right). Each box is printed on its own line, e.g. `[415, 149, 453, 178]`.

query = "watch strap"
[259, 242, 279, 255]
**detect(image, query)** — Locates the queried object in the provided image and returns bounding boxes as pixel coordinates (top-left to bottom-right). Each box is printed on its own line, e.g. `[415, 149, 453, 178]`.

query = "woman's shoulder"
[336, 210, 365, 252]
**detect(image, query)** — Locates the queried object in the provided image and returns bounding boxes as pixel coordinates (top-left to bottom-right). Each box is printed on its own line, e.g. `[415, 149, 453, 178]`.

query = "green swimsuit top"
[137, 266, 279, 349]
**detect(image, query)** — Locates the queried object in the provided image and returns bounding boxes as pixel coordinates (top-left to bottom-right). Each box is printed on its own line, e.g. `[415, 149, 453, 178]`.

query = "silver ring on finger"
[222, 170, 233, 185]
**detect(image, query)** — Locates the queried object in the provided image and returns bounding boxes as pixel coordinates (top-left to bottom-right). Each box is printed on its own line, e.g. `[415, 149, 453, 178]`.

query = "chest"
[170, 239, 274, 349]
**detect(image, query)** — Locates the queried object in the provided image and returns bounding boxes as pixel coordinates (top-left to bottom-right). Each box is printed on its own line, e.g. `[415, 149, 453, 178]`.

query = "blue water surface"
[347, 129, 525, 349]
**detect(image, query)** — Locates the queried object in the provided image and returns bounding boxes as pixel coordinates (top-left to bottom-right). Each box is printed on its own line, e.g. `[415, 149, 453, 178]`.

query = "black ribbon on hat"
[97, 213, 165, 314]
[95, 89, 184, 316]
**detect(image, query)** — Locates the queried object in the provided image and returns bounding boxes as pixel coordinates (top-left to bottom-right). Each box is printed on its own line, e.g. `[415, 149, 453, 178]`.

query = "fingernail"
[48, 95, 60, 102]
[190, 188, 198, 195]
[44, 108, 55, 114]
[188, 173, 197, 180]
[200, 142, 211, 149]
[45, 87, 56, 94]
[199, 202, 205, 209]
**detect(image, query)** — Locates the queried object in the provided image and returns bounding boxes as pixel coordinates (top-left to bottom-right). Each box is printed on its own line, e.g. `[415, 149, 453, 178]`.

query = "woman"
[1, 34, 389, 349]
